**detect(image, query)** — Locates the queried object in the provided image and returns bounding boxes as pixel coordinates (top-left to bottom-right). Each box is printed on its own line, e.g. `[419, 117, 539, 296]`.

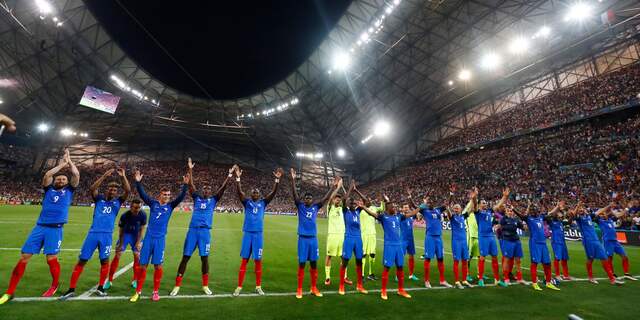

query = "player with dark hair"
[472, 188, 507, 287]
[232, 166, 283, 297]
[400, 191, 419, 281]
[546, 201, 572, 281]
[338, 181, 368, 295]
[0, 149, 79, 304]
[105, 198, 147, 290]
[360, 199, 419, 300]
[170, 160, 236, 296]
[324, 189, 347, 285]
[60, 167, 131, 299]
[354, 190, 384, 281]
[595, 202, 637, 281]
[129, 166, 189, 302]
[289, 168, 341, 299]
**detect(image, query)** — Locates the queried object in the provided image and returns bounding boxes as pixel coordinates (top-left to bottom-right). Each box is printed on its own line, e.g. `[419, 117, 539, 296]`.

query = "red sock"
[543, 264, 552, 283]
[47, 258, 60, 287]
[622, 256, 630, 274]
[453, 260, 460, 283]
[531, 263, 538, 283]
[503, 258, 512, 281]
[586, 260, 594, 279]
[516, 259, 522, 281]
[297, 266, 304, 291]
[437, 260, 445, 283]
[561, 260, 569, 277]
[608, 256, 614, 273]
[136, 266, 147, 293]
[553, 259, 560, 277]
[6, 260, 28, 295]
[381, 268, 389, 295]
[491, 257, 499, 281]
[202, 273, 209, 287]
[356, 265, 363, 287]
[68, 264, 84, 289]
[153, 267, 163, 292]
[255, 260, 262, 287]
[175, 275, 183, 287]
[408, 256, 415, 276]
[601, 260, 614, 281]
[462, 260, 468, 281]
[132, 255, 140, 281]
[478, 259, 485, 280]
[339, 265, 346, 290]
[237, 258, 248, 287]
[397, 269, 405, 292]
[310, 268, 318, 290]
[109, 256, 120, 282]
[99, 263, 109, 286]
[423, 260, 431, 282]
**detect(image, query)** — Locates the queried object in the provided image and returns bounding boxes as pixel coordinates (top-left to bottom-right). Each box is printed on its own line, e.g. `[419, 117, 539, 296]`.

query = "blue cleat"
[477, 279, 485, 287]
[103, 281, 111, 290]
[131, 280, 137, 289]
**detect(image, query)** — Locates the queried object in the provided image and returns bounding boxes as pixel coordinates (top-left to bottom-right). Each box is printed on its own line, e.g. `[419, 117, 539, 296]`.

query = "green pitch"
[0, 205, 638, 319]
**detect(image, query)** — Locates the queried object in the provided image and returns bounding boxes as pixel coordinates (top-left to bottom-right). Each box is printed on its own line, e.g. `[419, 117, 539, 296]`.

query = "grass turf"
[0, 205, 638, 319]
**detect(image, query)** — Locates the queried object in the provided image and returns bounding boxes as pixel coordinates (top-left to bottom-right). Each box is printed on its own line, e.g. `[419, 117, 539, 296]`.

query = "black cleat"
[58, 289, 75, 301]
[95, 286, 107, 297]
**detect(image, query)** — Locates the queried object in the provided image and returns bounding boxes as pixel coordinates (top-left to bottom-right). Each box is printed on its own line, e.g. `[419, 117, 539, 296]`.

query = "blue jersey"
[136, 182, 187, 238]
[242, 198, 270, 232]
[343, 207, 362, 238]
[526, 215, 547, 244]
[420, 206, 444, 236]
[119, 210, 147, 235]
[296, 202, 321, 236]
[575, 214, 598, 242]
[548, 218, 565, 244]
[190, 193, 218, 229]
[500, 215, 523, 241]
[377, 213, 403, 246]
[400, 216, 414, 241]
[476, 209, 496, 237]
[37, 185, 75, 225]
[451, 213, 467, 241]
[597, 217, 617, 242]
[89, 195, 123, 233]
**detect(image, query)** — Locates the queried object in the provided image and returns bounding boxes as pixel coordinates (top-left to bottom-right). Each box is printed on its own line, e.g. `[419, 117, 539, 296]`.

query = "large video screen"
[78, 85, 121, 114]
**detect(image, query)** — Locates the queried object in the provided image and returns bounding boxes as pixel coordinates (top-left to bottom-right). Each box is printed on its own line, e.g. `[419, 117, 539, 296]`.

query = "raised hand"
[116, 167, 126, 177]
[104, 168, 115, 177]
[273, 167, 284, 178]
[63, 149, 71, 164]
[383, 193, 390, 203]
[134, 170, 143, 182]
[187, 157, 195, 170]
[228, 164, 238, 174]
[290, 168, 296, 180]
[333, 176, 342, 187]
[502, 187, 510, 197]
[234, 166, 243, 177]
[183, 174, 190, 184]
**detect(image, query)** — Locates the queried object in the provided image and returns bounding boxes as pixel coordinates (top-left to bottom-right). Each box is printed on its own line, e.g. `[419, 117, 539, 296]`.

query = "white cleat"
[611, 279, 625, 286]
[517, 280, 530, 285]
[202, 286, 213, 295]
[588, 278, 599, 285]
[623, 274, 637, 281]
[424, 281, 432, 289]
[255, 286, 265, 296]
[169, 286, 180, 296]
[440, 281, 453, 288]
[232, 287, 242, 297]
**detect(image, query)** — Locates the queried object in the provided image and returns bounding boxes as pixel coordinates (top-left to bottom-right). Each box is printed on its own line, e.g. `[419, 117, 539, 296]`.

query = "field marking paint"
[11, 275, 638, 303]
[0, 247, 80, 252]
[77, 262, 134, 298]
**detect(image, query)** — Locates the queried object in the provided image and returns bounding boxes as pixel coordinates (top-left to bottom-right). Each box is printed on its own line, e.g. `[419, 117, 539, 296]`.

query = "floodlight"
[480, 52, 501, 70]
[332, 51, 351, 71]
[37, 123, 50, 132]
[508, 37, 530, 55]
[565, 2, 592, 22]
[458, 69, 472, 81]
[60, 128, 72, 136]
[337, 148, 346, 158]
[374, 120, 391, 137]
[35, 0, 54, 14]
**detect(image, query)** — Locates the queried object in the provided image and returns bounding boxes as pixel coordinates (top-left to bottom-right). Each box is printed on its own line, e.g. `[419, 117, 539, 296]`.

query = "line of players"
[0, 151, 636, 304]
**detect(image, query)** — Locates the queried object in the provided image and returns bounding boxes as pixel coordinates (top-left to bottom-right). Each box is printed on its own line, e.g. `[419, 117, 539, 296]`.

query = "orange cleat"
[381, 292, 388, 300]
[296, 288, 303, 299]
[344, 278, 353, 285]
[41, 285, 59, 297]
[356, 286, 368, 294]
[310, 287, 323, 297]
[397, 290, 412, 298]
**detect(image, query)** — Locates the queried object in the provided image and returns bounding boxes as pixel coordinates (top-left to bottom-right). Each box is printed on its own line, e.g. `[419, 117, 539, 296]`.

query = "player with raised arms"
[170, 160, 237, 296]
[60, 167, 131, 300]
[324, 185, 350, 286]
[232, 166, 283, 297]
[354, 190, 384, 281]
[472, 187, 506, 287]
[289, 168, 341, 299]
[443, 187, 477, 289]
[105, 198, 146, 290]
[0, 149, 79, 304]
[595, 202, 636, 281]
[338, 181, 368, 295]
[496, 201, 524, 288]
[129, 165, 189, 302]
[399, 190, 420, 282]
[546, 200, 572, 281]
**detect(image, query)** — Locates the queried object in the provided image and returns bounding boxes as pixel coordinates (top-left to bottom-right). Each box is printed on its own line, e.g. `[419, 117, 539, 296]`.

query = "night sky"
[85, 1, 352, 99]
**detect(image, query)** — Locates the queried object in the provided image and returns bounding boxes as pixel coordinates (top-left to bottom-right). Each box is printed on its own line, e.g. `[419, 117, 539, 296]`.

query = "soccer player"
[400, 192, 419, 281]
[360, 200, 418, 300]
[289, 169, 341, 299]
[546, 201, 572, 281]
[129, 168, 189, 302]
[338, 181, 368, 295]
[353, 189, 384, 281]
[595, 202, 637, 281]
[516, 200, 560, 291]
[324, 190, 348, 286]
[472, 188, 507, 287]
[105, 199, 147, 290]
[170, 160, 236, 296]
[0, 149, 79, 304]
[232, 166, 283, 297]
[466, 201, 481, 282]
[60, 167, 131, 300]
[497, 203, 523, 288]
[409, 192, 451, 288]
[443, 188, 476, 289]
[568, 201, 623, 285]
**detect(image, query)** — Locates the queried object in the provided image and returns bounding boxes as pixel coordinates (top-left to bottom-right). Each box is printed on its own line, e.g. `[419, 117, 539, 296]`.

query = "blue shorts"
[240, 231, 263, 260]
[139, 235, 166, 265]
[582, 240, 607, 260]
[424, 235, 444, 260]
[451, 239, 469, 261]
[383, 244, 404, 268]
[21, 225, 63, 255]
[298, 235, 319, 263]
[529, 241, 551, 264]
[403, 237, 416, 256]
[79, 232, 112, 261]
[501, 239, 523, 258]
[603, 240, 626, 257]
[552, 242, 569, 261]
[342, 236, 363, 260]
[116, 233, 140, 252]
[183, 227, 211, 257]
[479, 236, 498, 257]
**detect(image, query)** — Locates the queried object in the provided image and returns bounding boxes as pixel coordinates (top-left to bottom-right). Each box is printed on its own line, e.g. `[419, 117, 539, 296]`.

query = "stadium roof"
[1, 0, 639, 176]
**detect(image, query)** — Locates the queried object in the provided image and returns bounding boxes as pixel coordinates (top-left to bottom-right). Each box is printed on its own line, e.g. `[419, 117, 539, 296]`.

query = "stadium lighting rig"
[237, 96, 300, 120]
[565, 2, 593, 22]
[295, 152, 323, 160]
[336, 148, 346, 158]
[109, 74, 160, 107]
[34, 0, 64, 27]
[59, 127, 88, 138]
[480, 52, 501, 70]
[37, 123, 50, 133]
[458, 69, 472, 81]
[361, 119, 392, 144]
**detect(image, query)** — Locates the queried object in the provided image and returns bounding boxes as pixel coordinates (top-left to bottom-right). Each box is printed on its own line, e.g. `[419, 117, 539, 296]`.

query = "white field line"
[11, 275, 638, 303]
[0, 248, 80, 252]
[76, 262, 134, 298]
